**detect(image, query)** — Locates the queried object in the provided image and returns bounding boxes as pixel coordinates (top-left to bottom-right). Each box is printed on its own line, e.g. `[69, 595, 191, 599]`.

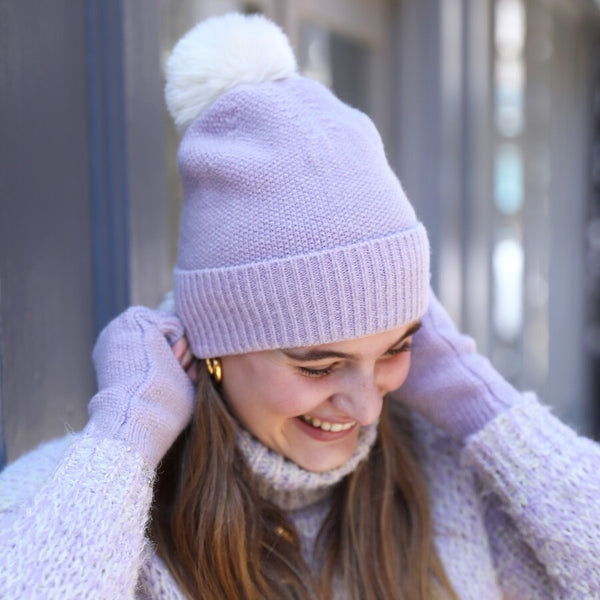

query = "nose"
[329, 373, 384, 426]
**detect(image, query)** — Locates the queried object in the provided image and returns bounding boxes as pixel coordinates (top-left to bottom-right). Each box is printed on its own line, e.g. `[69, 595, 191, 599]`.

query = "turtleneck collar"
[237, 424, 379, 511]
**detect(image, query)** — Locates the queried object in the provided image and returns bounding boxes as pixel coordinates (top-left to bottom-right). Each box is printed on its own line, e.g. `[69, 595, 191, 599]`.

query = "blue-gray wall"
[0, 0, 169, 464]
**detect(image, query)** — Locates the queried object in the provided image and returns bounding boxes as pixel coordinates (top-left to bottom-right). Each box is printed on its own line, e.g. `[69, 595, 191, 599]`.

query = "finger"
[171, 338, 188, 361]
[181, 347, 193, 370]
[187, 360, 199, 384]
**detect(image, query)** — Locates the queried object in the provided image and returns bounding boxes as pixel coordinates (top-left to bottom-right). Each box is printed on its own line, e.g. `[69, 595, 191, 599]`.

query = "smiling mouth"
[300, 415, 356, 432]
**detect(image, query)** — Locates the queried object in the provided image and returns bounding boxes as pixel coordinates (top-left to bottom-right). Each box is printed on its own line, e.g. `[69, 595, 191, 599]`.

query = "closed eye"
[385, 340, 413, 357]
[299, 341, 412, 377]
[299, 364, 336, 377]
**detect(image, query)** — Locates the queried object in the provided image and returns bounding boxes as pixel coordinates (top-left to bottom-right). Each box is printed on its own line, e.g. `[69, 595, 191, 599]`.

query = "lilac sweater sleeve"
[463, 395, 600, 598]
[398, 293, 600, 595]
[0, 433, 154, 598]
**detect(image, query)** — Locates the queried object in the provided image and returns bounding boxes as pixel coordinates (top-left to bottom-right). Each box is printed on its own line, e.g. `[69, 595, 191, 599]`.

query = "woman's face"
[220, 321, 420, 473]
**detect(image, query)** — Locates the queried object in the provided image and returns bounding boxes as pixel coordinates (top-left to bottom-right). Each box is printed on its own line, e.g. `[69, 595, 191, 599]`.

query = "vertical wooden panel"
[122, 1, 170, 307]
[544, 8, 593, 431]
[462, 0, 493, 349]
[86, 0, 131, 332]
[395, 0, 444, 289]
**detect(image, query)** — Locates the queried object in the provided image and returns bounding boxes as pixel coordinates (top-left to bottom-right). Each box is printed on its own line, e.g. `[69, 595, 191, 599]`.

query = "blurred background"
[1, 0, 599, 464]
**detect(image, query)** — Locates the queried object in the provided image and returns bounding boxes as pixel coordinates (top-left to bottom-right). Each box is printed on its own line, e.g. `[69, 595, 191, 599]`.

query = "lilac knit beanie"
[166, 13, 430, 358]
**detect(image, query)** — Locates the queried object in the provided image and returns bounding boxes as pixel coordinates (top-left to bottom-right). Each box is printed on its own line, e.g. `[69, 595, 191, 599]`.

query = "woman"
[1, 13, 599, 599]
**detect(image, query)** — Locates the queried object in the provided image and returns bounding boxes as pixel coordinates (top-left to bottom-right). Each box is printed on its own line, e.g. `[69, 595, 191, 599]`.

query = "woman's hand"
[394, 291, 518, 441]
[171, 336, 199, 384]
[85, 306, 196, 469]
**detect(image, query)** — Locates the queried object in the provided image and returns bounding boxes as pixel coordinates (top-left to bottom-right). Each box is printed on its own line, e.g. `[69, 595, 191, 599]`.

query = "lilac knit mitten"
[397, 292, 520, 442]
[85, 306, 195, 469]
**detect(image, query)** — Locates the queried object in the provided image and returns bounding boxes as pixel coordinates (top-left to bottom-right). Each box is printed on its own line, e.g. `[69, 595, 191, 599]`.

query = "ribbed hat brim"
[175, 224, 430, 357]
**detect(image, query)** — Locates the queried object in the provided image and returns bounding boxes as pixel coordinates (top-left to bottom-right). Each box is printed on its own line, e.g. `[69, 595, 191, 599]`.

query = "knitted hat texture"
[166, 13, 430, 358]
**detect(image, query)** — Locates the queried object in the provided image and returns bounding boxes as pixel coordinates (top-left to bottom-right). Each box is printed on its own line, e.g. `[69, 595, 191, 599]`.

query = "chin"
[293, 447, 355, 473]
[305, 461, 347, 473]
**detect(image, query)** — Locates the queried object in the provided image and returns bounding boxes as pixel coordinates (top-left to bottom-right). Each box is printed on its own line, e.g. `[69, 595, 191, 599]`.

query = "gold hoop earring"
[205, 357, 223, 384]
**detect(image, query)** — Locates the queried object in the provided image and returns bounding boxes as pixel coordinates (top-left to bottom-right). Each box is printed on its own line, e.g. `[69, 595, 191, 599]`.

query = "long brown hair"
[151, 366, 457, 599]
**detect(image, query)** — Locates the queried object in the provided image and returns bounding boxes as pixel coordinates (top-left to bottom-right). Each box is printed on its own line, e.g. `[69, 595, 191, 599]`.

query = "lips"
[300, 414, 356, 432]
[294, 414, 359, 445]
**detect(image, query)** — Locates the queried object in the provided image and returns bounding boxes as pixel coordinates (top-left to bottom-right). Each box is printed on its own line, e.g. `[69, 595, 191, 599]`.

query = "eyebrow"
[282, 321, 422, 362]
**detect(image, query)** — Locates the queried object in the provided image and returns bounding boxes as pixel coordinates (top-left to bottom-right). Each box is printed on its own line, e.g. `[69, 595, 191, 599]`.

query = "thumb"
[153, 310, 186, 347]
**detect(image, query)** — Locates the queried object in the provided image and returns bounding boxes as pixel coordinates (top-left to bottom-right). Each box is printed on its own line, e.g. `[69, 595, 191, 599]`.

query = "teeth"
[301, 415, 355, 432]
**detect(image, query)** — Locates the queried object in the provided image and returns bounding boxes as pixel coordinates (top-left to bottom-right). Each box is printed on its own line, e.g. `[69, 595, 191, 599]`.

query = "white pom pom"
[165, 13, 297, 132]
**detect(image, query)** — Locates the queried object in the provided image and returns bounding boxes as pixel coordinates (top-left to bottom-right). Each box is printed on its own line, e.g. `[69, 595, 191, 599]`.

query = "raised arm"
[0, 307, 195, 599]
[396, 292, 600, 598]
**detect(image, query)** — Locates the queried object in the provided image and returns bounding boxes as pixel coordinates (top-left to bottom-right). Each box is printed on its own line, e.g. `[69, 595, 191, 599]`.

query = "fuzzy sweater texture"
[1, 395, 600, 599]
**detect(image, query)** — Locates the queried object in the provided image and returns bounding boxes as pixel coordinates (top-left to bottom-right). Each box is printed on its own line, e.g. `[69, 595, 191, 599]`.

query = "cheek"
[262, 376, 328, 417]
[381, 353, 412, 391]
[221, 357, 323, 420]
